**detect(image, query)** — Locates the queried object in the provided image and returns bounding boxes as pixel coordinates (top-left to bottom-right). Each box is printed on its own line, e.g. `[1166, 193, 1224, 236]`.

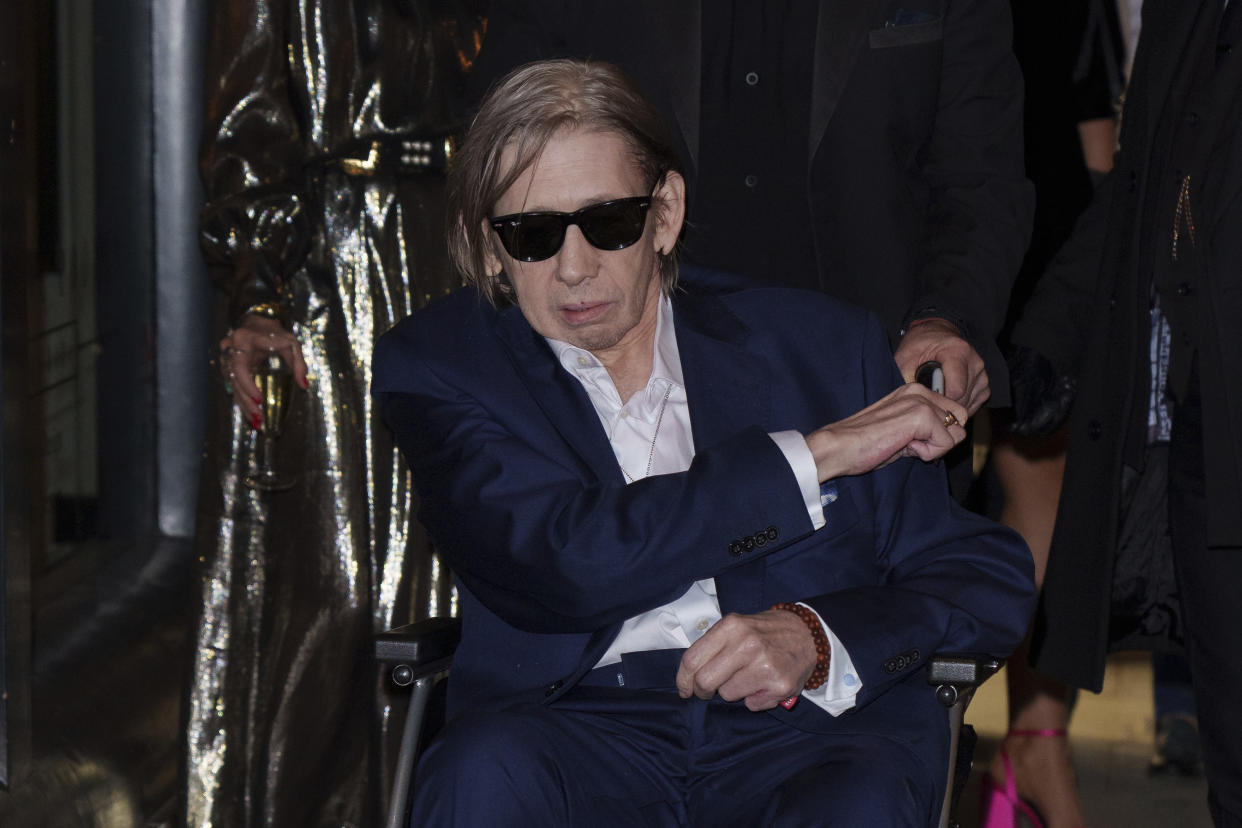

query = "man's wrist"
[900, 308, 972, 341]
[771, 602, 831, 690]
[806, 428, 844, 483]
[905, 316, 951, 330]
[902, 316, 959, 339]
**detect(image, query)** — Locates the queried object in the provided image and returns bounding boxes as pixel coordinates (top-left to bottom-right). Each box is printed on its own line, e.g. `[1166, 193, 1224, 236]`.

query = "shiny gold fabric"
[185, 3, 484, 825]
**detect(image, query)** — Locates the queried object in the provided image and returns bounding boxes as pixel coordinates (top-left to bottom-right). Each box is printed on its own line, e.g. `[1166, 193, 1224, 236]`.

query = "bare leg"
[987, 426, 1087, 828]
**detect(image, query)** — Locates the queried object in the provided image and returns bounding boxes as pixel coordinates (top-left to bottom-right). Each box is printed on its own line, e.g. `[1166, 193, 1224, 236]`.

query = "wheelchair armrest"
[375, 616, 461, 686]
[927, 655, 1003, 708]
[376, 617, 460, 828]
[928, 655, 1002, 828]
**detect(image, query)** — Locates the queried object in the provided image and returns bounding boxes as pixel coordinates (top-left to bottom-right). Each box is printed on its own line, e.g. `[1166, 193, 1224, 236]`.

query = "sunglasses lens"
[499, 215, 565, 262]
[578, 201, 649, 250]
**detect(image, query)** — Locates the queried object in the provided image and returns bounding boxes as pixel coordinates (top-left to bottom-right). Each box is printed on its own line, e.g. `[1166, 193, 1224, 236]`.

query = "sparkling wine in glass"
[244, 353, 297, 491]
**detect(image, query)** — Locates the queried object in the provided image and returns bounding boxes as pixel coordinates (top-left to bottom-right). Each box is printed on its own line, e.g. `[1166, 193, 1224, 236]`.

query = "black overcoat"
[1012, 0, 1242, 691]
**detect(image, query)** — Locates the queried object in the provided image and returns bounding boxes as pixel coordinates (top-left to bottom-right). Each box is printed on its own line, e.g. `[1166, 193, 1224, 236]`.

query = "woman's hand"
[219, 314, 309, 428]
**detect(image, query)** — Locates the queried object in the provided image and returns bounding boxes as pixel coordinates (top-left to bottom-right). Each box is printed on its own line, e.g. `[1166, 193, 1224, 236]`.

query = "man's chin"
[564, 328, 624, 354]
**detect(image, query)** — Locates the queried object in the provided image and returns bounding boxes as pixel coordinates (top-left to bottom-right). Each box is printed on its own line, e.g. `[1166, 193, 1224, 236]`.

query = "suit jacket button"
[766, 526, 779, 541]
[743, 537, 755, 552]
[1087, 420, 1103, 441]
[754, 532, 767, 547]
[884, 659, 897, 674]
[729, 541, 743, 557]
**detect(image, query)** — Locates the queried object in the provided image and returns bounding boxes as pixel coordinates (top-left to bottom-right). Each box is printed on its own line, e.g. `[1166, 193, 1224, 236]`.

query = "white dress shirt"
[545, 295, 862, 715]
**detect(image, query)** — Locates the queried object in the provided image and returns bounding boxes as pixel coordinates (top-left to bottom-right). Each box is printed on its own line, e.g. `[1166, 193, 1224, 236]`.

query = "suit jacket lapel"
[1133, 0, 1211, 158]
[808, 0, 881, 162]
[492, 303, 624, 484]
[651, 0, 877, 175]
[673, 288, 773, 615]
[673, 289, 770, 454]
[1205, 90, 1242, 236]
[647, 0, 703, 173]
[1200, 8, 1242, 235]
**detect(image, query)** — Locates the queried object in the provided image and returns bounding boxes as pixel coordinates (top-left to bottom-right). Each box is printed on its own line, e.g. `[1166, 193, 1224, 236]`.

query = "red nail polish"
[250, 412, 262, 430]
[780, 696, 799, 710]
[252, 396, 262, 405]
[297, 376, 309, 390]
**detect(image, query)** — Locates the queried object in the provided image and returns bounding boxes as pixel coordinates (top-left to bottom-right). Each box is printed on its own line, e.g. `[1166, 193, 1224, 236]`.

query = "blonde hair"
[447, 58, 682, 302]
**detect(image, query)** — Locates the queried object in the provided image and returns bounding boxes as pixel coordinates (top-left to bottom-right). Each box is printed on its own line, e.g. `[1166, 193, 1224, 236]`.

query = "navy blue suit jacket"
[373, 271, 1033, 751]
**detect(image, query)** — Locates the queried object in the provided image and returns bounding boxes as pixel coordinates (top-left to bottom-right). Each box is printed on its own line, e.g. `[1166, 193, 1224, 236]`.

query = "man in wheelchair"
[373, 58, 1034, 827]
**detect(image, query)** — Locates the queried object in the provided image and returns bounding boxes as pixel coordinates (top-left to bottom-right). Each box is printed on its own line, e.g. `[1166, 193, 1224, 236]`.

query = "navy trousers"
[409, 651, 941, 827]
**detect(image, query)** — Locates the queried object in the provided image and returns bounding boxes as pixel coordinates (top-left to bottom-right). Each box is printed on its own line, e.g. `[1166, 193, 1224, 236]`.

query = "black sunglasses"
[489, 196, 652, 262]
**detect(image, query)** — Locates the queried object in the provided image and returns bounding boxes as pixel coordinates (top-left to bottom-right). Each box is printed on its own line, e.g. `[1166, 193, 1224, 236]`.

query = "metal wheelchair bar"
[377, 618, 461, 828]
[929, 656, 1002, 828]
[387, 669, 433, 828]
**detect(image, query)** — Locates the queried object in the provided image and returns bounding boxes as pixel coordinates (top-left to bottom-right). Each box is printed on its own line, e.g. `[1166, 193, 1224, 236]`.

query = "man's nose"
[553, 225, 597, 286]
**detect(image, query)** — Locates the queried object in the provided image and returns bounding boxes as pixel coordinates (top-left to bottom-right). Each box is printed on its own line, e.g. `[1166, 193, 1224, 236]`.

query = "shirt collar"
[546, 295, 683, 418]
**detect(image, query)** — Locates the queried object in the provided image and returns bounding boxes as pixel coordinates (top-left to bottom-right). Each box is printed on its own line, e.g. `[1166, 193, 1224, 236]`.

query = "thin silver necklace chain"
[620, 383, 674, 483]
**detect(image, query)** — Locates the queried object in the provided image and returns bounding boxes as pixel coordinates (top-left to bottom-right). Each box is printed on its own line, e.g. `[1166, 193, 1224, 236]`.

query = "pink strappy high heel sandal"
[978, 729, 1063, 828]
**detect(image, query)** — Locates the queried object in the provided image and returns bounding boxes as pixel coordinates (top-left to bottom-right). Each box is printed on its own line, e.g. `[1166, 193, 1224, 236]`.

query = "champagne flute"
[244, 352, 297, 491]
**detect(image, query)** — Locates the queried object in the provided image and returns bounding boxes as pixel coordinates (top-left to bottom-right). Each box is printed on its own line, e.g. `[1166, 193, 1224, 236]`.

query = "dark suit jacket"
[373, 272, 1034, 754]
[1012, 0, 1242, 690]
[470, 0, 1034, 402]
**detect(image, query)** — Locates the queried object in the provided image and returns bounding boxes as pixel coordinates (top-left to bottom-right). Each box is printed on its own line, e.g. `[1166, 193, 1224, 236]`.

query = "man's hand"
[676, 610, 818, 712]
[219, 314, 309, 428]
[805, 382, 967, 481]
[894, 318, 989, 416]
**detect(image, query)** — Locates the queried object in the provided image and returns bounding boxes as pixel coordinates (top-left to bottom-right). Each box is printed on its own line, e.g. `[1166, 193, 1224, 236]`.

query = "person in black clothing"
[980, 1, 1122, 825]
[470, 0, 1034, 452]
[1012, 1, 1242, 823]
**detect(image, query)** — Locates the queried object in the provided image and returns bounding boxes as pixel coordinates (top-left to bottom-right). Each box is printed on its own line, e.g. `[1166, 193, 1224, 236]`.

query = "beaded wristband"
[771, 602, 831, 691]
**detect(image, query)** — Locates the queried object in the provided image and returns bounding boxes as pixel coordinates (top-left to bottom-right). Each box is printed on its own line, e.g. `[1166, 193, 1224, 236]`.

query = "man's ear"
[651, 171, 686, 256]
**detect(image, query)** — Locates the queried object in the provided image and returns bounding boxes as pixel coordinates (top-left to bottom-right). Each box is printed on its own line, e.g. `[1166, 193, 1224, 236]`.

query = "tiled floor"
[959, 652, 1213, 827]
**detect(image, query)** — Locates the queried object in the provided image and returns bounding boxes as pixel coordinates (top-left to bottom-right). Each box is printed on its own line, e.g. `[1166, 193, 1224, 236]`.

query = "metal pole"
[151, 0, 211, 539]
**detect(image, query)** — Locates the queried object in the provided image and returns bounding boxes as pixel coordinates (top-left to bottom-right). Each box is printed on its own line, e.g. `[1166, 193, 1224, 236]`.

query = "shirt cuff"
[796, 602, 862, 717]
[769, 430, 826, 531]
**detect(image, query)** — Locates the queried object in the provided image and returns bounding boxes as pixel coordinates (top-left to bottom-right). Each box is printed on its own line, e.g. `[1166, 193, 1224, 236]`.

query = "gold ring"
[943, 410, 959, 428]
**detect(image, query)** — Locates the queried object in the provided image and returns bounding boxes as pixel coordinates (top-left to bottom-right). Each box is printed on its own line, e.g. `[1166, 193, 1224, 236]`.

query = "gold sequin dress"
[184, 2, 484, 825]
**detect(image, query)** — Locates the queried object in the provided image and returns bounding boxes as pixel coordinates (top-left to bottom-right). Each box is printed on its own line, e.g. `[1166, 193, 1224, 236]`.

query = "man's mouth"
[560, 302, 610, 325]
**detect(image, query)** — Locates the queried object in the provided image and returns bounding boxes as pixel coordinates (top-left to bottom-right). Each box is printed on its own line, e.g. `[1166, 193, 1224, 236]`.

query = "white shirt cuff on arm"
[768, 430, 826, 531]
[796, 603, 862, 717]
